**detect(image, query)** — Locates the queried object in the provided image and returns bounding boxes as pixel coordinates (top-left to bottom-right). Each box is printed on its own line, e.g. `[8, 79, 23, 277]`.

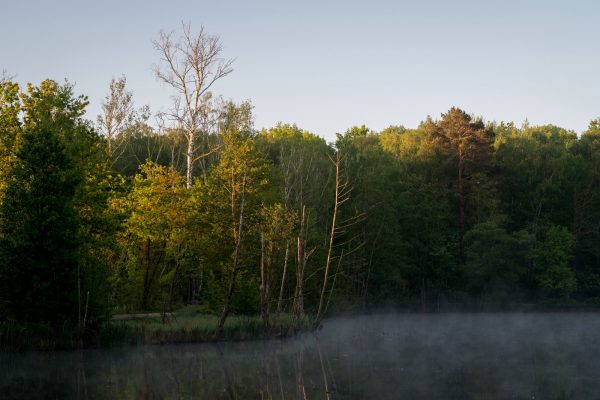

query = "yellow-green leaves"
[125, 162, 190, 242]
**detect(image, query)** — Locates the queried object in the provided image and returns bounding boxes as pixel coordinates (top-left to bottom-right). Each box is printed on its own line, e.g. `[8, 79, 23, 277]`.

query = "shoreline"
[0, 311, 312, 353]
[5, 304, 600, 353]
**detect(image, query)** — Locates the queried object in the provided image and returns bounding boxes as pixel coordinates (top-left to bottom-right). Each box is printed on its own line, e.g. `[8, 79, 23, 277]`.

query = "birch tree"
[153, 22, 234, 188]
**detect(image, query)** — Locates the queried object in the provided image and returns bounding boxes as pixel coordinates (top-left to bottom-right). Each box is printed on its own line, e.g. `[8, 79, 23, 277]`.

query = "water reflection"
[2, 313, 600, 399]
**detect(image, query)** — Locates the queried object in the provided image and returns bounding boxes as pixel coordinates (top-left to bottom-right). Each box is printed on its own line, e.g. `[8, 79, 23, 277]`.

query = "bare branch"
[153, 22, 235, 188]
[0, 70, 15, 83]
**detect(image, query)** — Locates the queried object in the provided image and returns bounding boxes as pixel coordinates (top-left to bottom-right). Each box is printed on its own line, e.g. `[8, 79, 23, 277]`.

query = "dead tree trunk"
[291, 206, 309, 329]
[314, 152, 350, 329]
[276, 241, 289, 314]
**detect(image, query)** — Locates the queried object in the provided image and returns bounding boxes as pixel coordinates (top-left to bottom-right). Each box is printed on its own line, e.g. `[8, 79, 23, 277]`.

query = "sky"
[2, 0, 599, 140]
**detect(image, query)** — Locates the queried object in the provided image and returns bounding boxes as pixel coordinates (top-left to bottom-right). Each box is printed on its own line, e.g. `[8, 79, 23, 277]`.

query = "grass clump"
[98, 308, 312, 347]
[1, 307, 312, 351]
[0, 322, 79, 352]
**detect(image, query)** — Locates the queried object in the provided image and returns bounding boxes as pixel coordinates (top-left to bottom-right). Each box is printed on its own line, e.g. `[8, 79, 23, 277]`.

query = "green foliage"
[0, 80, 112, 328]
[0, 80, 21, 206]
[464, 223, 534, 301]
[195, 102, 270, 329]
[0, 124, 80, 323]
[4, 73, 600, 346]
[257, 123, 332, 210]
[532, 225, 576, 299]
[112, 161, 192, 310]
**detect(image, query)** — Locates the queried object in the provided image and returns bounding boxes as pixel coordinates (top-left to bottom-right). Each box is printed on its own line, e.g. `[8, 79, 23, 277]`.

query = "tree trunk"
[186, 131, 195, 189]
[142, 238, 152, 310]
[215, 170, 247, 338]
[458, 143, 465, 258]
[166, 245, 183, 320]
[291, 206, 306, 325]
[314, 155, 341, 328]
[259, 232, 270, 330]
[276, 241, 289, 314]
[107, 128, 112, 156]
[215, 267, 240, 337]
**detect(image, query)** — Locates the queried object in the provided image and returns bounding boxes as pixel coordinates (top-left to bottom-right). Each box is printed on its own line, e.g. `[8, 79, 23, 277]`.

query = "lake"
[2, 312, 600, 399]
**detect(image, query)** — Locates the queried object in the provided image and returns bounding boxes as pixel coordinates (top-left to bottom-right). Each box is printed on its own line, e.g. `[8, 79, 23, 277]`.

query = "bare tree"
[276, 241, 289, 314]
[313, 152, 360, 328]
[153, 22, 234, 188]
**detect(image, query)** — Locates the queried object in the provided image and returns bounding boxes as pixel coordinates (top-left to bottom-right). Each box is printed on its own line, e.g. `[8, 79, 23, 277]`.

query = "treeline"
[2, 77, 600, 336]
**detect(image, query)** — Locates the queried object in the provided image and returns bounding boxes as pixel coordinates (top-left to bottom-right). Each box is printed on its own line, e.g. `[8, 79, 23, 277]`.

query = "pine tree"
[428, 107, 493, 253]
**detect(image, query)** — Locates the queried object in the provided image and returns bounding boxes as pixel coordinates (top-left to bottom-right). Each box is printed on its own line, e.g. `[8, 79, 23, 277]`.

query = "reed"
[0, 307, 312, 351]
[98, 309, 311, 347]
[0, 321, 79, 352]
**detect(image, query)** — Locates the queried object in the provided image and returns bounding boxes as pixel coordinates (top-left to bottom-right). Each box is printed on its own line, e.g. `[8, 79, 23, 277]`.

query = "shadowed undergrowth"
[0, 307, 311, 351]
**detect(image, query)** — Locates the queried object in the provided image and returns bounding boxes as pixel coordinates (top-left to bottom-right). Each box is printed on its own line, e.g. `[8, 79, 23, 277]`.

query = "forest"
[1, 26, 600, 342]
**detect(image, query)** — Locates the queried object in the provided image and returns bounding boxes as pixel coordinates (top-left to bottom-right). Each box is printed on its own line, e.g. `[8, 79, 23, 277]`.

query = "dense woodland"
[1, 27, 600, 336]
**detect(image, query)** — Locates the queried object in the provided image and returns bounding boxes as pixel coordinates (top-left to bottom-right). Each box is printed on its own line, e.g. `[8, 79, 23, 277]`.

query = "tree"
[113, 162, 192, 311]
[257, 124, 333, 320]
[0, 80, 116, 332]
[0, 79, 114, 329]
[428, 108, 492, 251]
[314, 151, 357, 328]
[153, 22, 234, 188]
[463, 223, 533, 302]
[0, 79, 20, 202]
[258, 203, 296, 328]
[0, 123, 80, 324]
[333, 129, 406, 309]
[188, 102, 268, 337]
[195, 101, 267, 337]
[532, 225, 576, 299]
[97, 76, 134, 156]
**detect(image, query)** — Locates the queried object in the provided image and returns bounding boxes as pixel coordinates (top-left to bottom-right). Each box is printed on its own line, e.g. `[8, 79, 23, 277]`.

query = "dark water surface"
[3, 313, 600, 399]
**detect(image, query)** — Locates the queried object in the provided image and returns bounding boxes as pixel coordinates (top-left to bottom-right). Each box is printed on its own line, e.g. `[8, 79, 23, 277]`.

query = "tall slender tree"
[201, 102, 267, 338]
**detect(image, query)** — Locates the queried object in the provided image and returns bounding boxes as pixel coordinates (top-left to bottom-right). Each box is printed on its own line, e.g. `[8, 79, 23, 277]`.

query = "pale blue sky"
[2, 0, 599, 139]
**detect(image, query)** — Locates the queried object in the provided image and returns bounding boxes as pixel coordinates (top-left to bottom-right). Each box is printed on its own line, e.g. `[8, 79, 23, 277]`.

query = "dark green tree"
[427, 108, 493, 247]
[0, 79, 112, 328]
[532, 225, 576, 299]
[0, 126, 80, 323]
[463, 223, 533, 302]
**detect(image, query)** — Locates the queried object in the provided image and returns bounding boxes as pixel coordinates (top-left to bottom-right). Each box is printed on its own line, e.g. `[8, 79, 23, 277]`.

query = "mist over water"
[2, 312, 600, 399]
